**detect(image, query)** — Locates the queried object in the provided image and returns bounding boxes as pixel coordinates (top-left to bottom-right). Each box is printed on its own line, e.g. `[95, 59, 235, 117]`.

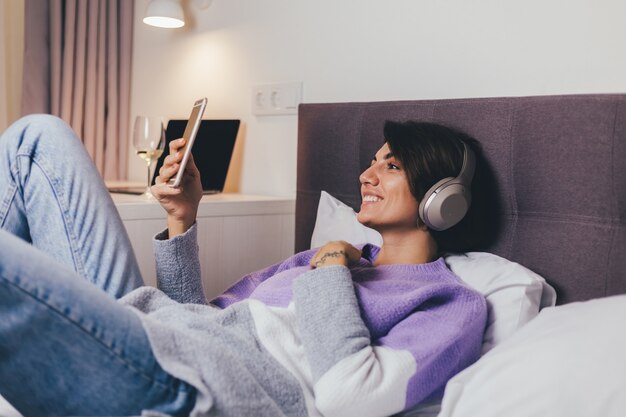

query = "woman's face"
[357, 143, 420, 232]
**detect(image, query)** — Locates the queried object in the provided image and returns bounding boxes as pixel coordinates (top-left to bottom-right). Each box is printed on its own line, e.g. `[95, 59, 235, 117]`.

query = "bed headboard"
[296, 94, 626, 304]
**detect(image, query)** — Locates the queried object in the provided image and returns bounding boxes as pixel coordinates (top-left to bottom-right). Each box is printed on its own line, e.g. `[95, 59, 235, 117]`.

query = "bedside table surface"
[111, 192, 295, 220]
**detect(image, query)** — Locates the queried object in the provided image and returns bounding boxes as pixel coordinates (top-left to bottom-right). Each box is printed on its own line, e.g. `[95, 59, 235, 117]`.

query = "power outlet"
[252, 82, 303, 116]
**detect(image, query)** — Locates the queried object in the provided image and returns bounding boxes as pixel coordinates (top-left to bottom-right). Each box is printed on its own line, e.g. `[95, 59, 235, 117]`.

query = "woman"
[0, 115, 489, 417]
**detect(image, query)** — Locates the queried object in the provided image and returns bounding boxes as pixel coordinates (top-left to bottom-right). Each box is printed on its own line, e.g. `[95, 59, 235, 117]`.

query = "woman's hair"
[384, 120, 499, 254]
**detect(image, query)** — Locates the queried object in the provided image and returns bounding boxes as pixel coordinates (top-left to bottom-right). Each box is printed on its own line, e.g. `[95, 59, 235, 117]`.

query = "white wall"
[131, 0, 626, 197]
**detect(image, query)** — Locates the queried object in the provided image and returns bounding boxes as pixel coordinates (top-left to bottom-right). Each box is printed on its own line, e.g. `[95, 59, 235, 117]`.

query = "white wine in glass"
[133, 116, 165, 198]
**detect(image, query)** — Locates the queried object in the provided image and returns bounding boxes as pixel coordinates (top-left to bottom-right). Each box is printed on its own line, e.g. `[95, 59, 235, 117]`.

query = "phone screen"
[168, 97, 207, 187]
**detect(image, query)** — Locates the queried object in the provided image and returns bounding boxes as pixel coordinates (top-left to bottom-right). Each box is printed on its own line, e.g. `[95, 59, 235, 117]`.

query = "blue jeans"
[0, 115, 196, 416]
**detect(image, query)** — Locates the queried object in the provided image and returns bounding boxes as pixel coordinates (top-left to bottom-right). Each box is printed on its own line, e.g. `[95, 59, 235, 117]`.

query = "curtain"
[22, 0, 133, 180]
[0, 0, 25, 133]
[0, 2, 7, 132]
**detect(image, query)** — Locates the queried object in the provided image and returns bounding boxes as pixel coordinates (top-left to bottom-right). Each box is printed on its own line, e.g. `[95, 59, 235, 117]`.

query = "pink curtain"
[22, 0, 133, 180]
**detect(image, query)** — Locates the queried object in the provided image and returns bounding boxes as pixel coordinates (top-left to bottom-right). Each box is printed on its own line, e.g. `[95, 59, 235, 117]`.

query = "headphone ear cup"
[419, 177, 453, 228]
[419, 178, 471, 231]
[419, 141, 475, 231]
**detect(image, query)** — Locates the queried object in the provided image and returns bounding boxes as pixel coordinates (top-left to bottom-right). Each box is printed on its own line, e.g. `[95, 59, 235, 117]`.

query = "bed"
[2, 94, 625, 416]
[296, 94, 626, 416]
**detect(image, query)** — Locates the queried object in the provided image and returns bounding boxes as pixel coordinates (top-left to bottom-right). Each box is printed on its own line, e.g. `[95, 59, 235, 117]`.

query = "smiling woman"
[0, 114, 493, 416]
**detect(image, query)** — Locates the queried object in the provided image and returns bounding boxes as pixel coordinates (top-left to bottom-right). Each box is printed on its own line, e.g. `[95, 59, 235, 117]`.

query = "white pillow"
[445, 252, 556, 354]
[438, 295, 626, 417]
[311, 191, 383, 247]
[310, 191, 556, 354]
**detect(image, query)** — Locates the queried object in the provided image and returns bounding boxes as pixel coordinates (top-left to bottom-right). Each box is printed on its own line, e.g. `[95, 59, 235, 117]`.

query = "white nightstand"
[111, 192, 296, 300]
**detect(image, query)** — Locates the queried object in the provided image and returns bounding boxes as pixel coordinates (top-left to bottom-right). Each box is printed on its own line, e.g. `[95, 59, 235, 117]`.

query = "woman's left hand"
[310, 241, 362, 269]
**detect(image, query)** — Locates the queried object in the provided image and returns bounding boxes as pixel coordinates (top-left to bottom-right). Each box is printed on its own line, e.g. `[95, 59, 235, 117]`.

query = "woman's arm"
[149, 136, 205, 303]
[293, 262, 487, 417]
[152, 223, 206, 304]
[149, 137, 319, 306]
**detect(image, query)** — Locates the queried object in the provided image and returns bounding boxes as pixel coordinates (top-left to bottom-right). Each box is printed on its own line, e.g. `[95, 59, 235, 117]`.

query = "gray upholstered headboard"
[296, 94, 626, 304]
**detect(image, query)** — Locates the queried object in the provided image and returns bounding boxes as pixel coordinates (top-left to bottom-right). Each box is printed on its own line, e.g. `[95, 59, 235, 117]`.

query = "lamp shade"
[143, 0, 185, 28]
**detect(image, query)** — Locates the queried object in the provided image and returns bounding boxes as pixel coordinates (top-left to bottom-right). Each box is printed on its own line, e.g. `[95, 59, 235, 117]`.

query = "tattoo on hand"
[314, 250, 347, 268]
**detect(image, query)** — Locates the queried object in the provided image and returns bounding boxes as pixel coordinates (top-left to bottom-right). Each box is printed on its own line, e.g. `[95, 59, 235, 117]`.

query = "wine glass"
[133, 115, 165, 198]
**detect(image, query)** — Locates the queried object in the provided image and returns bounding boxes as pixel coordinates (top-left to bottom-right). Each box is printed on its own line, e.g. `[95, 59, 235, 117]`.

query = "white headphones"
[418, 142, 476, 231]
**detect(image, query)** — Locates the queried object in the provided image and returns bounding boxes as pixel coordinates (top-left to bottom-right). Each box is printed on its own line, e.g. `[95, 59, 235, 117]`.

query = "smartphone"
[168, 97, 208, 188]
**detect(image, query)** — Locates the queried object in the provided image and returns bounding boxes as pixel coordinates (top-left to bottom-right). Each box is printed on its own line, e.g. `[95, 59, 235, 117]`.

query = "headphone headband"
[457, 142, 476, 184]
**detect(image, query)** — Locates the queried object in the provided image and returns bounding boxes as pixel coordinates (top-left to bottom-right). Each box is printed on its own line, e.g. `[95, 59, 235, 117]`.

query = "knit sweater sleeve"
[153, 223, 206, 304]
[293, 265, 487, 417]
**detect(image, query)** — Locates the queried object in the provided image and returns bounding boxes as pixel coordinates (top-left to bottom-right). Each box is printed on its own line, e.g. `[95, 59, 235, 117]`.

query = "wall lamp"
[143, 0, 213, 29]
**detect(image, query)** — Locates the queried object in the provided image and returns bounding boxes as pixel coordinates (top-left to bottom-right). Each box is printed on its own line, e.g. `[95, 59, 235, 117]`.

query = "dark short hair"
[384, 120, 499, 254]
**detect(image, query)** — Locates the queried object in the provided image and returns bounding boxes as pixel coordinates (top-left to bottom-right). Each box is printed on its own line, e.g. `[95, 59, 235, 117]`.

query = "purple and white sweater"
[120, 225, 487, 417]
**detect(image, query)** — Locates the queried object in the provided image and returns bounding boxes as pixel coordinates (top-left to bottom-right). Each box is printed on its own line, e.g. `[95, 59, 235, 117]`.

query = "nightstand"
[111, 192, 295, 300]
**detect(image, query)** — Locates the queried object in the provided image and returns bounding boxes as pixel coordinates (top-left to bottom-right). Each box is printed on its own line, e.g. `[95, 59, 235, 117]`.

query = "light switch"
[252, 82, 303, 116]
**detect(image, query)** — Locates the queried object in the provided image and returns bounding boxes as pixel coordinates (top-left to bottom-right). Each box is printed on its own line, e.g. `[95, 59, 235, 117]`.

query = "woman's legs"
[0, 114, 142, 297]
[0, 116, 196, 414]
[0, 229, 196, 416]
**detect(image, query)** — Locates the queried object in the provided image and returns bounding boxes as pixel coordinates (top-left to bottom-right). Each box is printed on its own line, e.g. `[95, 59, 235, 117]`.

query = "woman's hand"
[151, 138, 203, 237]
[310, 241, 362, 269]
